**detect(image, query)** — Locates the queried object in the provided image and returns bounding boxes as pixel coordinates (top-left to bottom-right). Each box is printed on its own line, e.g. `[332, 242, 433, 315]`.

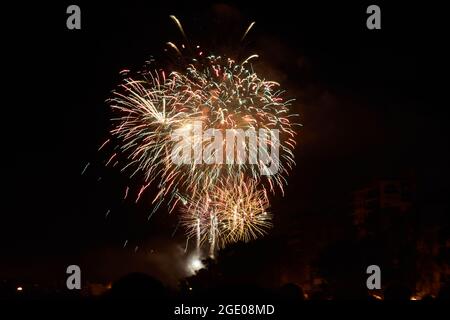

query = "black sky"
[3, 1, 448, 284]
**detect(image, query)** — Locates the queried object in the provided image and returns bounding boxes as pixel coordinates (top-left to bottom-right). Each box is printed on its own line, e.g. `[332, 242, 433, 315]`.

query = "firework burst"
[104, 16, 299, 255]
[109, 56, 297, 199]
[180, 175, 272, 257]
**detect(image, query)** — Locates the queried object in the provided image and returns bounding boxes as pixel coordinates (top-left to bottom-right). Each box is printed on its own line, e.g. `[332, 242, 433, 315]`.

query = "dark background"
[3, 1, 448, 291]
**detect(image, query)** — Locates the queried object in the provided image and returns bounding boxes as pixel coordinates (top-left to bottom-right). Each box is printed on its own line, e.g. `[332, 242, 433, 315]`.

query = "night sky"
[3, 1, 448, 287]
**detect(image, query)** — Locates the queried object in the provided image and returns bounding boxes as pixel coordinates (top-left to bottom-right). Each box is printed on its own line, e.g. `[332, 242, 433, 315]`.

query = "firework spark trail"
[98, 139, 110, 151]
[124, 186, 129, 200]
[241, 21, 256, 42]
[81, 162, 90, 175]
[196, 218, 201, 253]
[209, 213, 217, 258]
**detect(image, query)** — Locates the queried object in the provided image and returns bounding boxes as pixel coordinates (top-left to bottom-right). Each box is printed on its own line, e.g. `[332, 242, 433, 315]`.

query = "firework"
[180, 175, 272, 256]
[104, 16, 298, 253]
[109, 56, 297, 202]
